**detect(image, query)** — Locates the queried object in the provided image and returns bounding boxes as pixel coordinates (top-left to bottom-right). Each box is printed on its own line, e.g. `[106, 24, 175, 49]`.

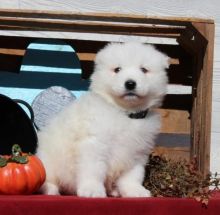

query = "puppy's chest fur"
[101, 112, 157, 193]
[77, 93, 159, 164]
[89, 101, 158, 182]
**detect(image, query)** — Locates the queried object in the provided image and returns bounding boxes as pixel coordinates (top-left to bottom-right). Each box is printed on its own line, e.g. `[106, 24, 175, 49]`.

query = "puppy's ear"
[95, 42, 120, 67]
[94, 43, 112, 66]
[94, 48, 104, 65]
[149, 44, 170, 69]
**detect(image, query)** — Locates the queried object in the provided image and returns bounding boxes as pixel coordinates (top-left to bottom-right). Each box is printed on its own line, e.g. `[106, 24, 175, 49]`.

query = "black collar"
[128, 109, 149, 119]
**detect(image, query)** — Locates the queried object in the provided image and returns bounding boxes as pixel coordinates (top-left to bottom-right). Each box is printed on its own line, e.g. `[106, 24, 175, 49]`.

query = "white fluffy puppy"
[37, 42, 169, 197]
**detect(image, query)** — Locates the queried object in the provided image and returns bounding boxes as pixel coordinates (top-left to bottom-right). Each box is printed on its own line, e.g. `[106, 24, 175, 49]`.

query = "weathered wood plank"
[153, 146, 190, 161]
[0, 17, 183, 38]
[158, 109, 190, 134]
[191, 22, 215, 176]
[0, 8, 214, 25]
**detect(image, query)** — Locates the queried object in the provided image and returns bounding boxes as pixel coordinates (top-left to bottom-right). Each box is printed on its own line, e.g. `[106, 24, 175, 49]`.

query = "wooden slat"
[158, 109, 190, 134]
[78, 53, 179, 64]
[0, 16, 184, 37]
[190, 22, 215, 176]
[0, 36, 187, 58]
[153, 147, 190, 161]
[0, 9, 210, 42]
[0, 50, 177, 65]
[0, 48, 25, 56]
[0, 9, 214, 25]
[0, 25, 35, 30]
[0, 25, 180, 38]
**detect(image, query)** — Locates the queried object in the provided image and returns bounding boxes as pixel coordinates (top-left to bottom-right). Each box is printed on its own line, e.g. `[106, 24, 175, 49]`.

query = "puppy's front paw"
[41, 182, 60, 195]
[119, 184, 151, 197]
[77, 181, 106, 198]
[110, 189, 120, 197]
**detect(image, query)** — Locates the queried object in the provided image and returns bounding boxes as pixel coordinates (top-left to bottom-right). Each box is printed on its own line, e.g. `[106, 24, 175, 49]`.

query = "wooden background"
[0, 0, 219, 173]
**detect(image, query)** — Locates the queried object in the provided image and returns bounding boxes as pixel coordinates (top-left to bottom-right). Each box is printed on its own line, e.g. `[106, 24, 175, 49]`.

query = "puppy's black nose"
[125, 80, 136, 90]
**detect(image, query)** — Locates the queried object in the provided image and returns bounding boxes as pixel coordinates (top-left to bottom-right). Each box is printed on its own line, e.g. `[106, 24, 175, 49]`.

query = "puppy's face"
[90, 42, 169, 111]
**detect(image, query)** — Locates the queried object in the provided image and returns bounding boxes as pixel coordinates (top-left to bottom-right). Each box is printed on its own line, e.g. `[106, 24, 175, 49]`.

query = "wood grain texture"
[153, 147, 190, 161]
[0, 8, 214, 24]
[190, 22, 215, 175]
[158, 109, 190, 134]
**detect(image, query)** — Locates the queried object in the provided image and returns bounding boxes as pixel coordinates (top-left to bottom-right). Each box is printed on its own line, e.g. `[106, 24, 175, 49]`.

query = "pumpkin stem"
[0, 145, 29, 168]
[10, 144, 28, 164]
[12, 144, 22, 156]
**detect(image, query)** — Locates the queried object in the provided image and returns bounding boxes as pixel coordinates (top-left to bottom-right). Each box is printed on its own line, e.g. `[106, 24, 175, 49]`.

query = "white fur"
[36, 42, 169, 197]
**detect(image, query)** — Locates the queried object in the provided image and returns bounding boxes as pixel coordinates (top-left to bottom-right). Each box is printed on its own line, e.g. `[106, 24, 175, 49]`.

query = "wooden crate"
[0, 9, 214, 175]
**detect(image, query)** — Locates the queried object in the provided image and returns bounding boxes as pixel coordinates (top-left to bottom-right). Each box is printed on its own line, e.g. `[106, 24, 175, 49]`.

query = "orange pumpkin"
[0, 144, 46, 194]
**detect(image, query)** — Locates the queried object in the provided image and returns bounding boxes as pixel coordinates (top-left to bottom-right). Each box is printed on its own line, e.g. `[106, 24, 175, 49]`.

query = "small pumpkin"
[0, 144, 46, 194]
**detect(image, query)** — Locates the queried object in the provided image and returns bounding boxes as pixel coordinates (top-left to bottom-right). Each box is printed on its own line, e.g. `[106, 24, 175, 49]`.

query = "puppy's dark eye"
[141, 67, 149, 74]
[113, 67, 121, 73]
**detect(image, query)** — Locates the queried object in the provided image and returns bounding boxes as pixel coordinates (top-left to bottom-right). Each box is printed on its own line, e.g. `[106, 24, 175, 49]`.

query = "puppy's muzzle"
[125, 80, 136, 91]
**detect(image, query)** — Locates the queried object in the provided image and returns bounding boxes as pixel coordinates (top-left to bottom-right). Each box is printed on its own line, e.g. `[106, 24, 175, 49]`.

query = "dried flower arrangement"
[144, 154, 220, 206]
